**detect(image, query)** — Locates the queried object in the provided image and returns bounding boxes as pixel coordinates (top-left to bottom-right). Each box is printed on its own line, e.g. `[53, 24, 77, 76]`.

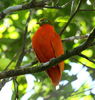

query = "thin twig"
[44, 0, 72, 9]
[16, 11, 32, 68]
[64, 80, 88, 98]
[65, 81, 94, 99]
[72, 58, 95, 71]
[79, 54, 95, 64]
[13, 10, 32, 100]
[63, 34, 89, 42]
[13, 79, 19, 99]
[20, 60, 38, 68]
[79, 9, 95, 11]
[4, 52, 20, 71]
[60, 0, 82, 35]
[0, 78, 12, 91]
[0, 51, 20, 91]
[44, 67, 84, 100]
[69, 86, 95, 97]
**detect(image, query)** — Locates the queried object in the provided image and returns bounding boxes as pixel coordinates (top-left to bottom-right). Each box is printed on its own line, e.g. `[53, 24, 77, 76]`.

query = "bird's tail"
[46, 65, 62, 86]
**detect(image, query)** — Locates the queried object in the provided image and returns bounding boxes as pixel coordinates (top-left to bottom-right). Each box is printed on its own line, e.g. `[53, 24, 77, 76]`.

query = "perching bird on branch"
[32, 18, 64, 86]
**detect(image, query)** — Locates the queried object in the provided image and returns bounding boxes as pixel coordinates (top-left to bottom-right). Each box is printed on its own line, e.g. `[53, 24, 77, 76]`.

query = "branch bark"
[63, 34, 89, 42]
[0, 0, 71, 20]
[0, 27, 95, 79]
[0, 1, 46, 20]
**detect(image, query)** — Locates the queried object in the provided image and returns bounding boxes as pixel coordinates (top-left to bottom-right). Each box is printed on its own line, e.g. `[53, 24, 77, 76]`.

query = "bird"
[32, 18, 64, 86]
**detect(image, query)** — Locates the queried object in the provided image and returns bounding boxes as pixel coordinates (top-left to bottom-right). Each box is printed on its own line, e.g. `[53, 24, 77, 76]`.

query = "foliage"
[0, 0, 95, 100]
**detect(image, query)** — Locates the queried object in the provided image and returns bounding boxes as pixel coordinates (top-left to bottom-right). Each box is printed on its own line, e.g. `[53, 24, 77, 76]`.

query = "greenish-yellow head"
[37, 18, 52, 26]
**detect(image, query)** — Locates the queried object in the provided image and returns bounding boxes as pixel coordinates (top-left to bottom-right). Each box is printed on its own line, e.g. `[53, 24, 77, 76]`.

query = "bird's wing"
[50, 32, 64, 73]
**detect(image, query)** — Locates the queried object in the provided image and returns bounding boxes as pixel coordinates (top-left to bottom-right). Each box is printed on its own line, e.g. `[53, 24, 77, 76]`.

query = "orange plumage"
[32, 24, 64, 86]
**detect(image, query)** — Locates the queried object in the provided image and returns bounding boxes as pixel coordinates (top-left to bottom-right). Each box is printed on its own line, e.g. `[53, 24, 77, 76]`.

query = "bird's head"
[37, 18, 52, 26]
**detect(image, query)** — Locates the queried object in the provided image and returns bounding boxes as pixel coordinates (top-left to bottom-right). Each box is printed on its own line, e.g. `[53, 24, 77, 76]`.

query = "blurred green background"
[0, 0, 95, 100]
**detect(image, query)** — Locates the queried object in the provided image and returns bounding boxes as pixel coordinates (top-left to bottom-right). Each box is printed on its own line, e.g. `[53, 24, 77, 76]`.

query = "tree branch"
[15, 10, 32, 68]
[63, 34, 89, 42]
[0, 27, 95, 79]
[0, 0, 71, 20]
[60, 0, 82, 35]
[0, 0, 46, 20]
[20, 60, 38, 68]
